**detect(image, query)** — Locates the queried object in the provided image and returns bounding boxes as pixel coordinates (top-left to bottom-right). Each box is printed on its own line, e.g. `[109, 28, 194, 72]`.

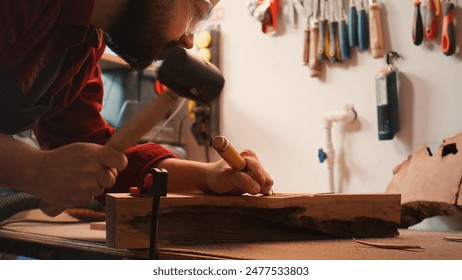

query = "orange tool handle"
[412, 0, 424, 45]
[441, 1, 456, 56]
[425, 0, 438, 39]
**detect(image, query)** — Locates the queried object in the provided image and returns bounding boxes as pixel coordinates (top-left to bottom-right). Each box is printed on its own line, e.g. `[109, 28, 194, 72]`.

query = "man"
[0, 0, 273, 211]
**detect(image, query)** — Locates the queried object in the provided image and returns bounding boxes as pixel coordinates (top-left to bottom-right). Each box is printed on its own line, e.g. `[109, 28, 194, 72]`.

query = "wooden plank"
[386, 132, 462, 227]
[106, 193, 401, 249]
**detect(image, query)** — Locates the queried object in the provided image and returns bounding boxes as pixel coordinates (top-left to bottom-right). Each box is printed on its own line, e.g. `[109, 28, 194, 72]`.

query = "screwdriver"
[412, 0, 424, 45]
[368, 0, 384, 58]
[357, 0, 369, 51]
[338, 0, 351, 60]
[441, 0, 456, 56]
[425, 0, 438, 39]
[348, 0, 358, 48]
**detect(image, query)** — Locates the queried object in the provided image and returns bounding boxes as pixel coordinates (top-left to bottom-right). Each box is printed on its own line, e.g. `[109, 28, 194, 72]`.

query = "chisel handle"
[339, 19, 350, 60]
[328, 21, 340, 63]
[441, 1, 456, 56]
[348, 0, 358, 48]
[303, 25, 310, 65]
[317, 19, 329, 61]
[368, 0, 384, 58]
[309, 21, 322, 77]
[425, 0, 438, 39]
[358, 3, 369, 51]
[413, 0, 424, 45]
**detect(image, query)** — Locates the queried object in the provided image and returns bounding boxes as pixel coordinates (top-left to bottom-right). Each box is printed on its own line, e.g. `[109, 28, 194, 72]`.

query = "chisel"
[328, 0, 340, 63]
[317, 0, 329, 61]
[357, 0, 369, 51]
[412, 0, 424, 45]
[303, 0, 313, 65]
[368, 0, 384, 58]
[425, 0, 438, 39]
[348, 0, 358, 48]
[441, 1, 456, 56]
[309, 0, 322, 76]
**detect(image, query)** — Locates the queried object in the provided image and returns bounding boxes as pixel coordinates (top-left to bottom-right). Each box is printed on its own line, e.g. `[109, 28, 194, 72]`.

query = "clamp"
[130, 168, 168, 259]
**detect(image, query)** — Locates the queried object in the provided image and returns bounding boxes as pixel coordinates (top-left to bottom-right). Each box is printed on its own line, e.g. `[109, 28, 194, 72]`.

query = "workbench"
[0, 210, 461, 260]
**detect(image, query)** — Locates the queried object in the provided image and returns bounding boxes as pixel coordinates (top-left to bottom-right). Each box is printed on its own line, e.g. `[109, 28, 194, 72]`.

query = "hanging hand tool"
[368, 0, 384, 58]
[317, 0, 329, 61]
[425, 0, 438, 39]
[338, 0, 351, 60]
[435, 0, 442, 16]
[441, 0, 456, 56]
[303, 0, 313, 65]
[328, 0, 340, 63]
[285, 0, 297, 28]
[376, 52, 400, 141]
[309, 0, 322, 76]
[412, 0, 424, 45]
[357, 0, 369, 51]
[348, 0, 359, 48]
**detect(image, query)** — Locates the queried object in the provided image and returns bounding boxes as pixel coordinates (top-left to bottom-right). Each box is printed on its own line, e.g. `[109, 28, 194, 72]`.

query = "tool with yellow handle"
[211, 136, 246, 171]
[368, 0, 384, 58]
[441, 1, 456, 56]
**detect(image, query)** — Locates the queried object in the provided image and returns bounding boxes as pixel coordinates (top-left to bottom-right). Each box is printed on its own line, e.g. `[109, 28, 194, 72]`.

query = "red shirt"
[0, 0, 176, 201]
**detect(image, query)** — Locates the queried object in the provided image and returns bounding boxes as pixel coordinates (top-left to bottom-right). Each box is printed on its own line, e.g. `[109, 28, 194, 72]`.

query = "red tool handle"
[412, 0, 424, 45]
[441, 1, 456, 56]
[425, 0, 438, 39]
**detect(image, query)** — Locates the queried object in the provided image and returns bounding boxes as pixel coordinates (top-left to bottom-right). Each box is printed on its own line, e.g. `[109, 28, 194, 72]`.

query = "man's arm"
[158, 150, 274, 195]
[0, 134, 42, 194]
[0, 133, 128, 208]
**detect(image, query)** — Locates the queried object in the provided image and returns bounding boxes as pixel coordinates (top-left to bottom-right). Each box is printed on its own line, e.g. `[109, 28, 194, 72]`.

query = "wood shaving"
[65, 208, 106, 222]
[353, 238, 423, 250]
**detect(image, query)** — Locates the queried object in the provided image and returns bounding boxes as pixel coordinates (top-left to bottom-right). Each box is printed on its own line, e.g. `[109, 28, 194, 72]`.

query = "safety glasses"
[185, 0, 214, 36]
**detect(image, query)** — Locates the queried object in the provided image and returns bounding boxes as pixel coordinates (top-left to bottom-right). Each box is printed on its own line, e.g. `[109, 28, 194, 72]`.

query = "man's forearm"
[0, 134, 41, 194]
[156, 158, 211, 193]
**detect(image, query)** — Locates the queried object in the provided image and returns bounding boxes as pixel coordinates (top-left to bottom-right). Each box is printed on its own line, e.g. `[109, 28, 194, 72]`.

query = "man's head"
[104, 0, 219, 70]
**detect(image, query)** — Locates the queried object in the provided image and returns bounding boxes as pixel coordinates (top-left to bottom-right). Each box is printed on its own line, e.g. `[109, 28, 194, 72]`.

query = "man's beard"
[104, 1, 172, 70]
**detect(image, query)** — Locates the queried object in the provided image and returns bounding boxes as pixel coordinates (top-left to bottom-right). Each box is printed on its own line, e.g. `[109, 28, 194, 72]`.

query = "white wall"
[185, 1, 462, 197]
[94, 1, 462, 231]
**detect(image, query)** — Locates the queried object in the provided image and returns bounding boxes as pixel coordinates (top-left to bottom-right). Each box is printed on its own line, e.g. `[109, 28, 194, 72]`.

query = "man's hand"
[32, 143, 128, 208]
[205, 149, 273, 195]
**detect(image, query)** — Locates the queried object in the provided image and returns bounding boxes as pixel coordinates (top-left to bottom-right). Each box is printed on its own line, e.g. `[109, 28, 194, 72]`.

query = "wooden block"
[386, 132, 462, 227]
[106, 193, 401, 249]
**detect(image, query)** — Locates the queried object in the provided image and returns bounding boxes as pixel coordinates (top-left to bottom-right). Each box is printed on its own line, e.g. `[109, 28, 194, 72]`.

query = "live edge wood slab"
[105, 193, 401, 249]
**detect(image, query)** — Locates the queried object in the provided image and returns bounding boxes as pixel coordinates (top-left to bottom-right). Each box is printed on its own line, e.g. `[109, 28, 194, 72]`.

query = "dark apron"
[0, 50, 68, 135]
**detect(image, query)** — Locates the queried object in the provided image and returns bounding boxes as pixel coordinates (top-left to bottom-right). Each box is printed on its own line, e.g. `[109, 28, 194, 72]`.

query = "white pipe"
[321, 105, 357, 193]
